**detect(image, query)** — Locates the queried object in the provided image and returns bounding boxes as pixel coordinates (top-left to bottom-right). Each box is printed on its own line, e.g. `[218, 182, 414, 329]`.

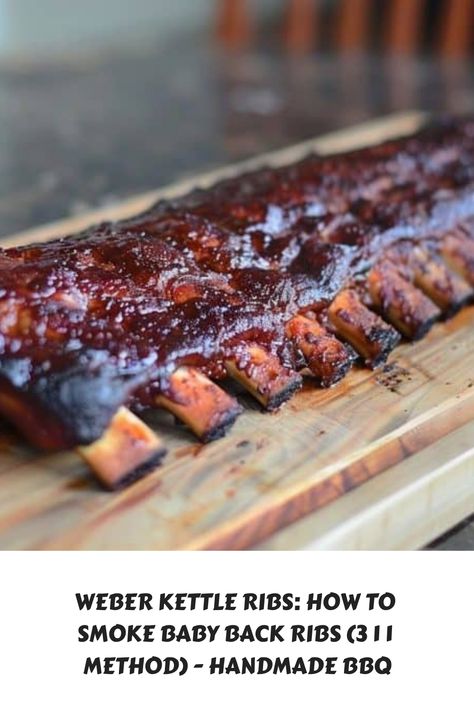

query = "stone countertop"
[0, 36, 472, 548]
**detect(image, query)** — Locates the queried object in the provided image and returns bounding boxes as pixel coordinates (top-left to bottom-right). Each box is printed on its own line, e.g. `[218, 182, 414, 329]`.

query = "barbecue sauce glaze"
[0, 117, 473, 448]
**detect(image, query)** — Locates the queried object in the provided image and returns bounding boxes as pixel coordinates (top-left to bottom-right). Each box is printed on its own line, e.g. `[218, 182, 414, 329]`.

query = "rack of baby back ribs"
[0, 117, 472, 488]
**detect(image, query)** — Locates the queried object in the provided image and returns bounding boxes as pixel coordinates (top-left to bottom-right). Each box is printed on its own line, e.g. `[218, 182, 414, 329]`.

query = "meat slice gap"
[328, 289, 400, 368]
[78, 406, 166, 490]
[225, 344, 302, 410]
[155, 366, 243, 442]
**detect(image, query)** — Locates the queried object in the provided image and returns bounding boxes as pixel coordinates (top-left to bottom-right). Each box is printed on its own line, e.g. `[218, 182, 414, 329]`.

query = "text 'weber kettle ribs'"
[0, 117, 473, 488]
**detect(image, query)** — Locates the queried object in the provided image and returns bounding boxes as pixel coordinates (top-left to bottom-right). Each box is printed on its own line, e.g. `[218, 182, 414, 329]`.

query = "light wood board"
[0, 111, 473, 551]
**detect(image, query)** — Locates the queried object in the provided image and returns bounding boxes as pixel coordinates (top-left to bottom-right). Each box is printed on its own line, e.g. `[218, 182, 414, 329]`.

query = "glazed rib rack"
[0, 117, 473, 488]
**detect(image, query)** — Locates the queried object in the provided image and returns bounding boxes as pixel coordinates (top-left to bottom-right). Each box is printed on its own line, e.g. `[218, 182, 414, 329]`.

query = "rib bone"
[225, 344, 302, 410]
[78, 407, 166, 490]
[441, 232, 474, 287]
[285, 315, 353, 386]
[328, 289, 400, 367]
[368, 262, 441, 339]
[156, 367, 242, 442]
[411, 247, 472, 312]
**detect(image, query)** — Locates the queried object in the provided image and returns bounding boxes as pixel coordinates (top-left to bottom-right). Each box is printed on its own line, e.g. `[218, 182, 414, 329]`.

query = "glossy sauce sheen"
[0, 118, 473, 449]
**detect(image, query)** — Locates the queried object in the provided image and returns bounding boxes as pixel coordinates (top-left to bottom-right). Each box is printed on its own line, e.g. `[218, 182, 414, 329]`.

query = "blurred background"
[0, 0, 472, 547]
[0, 0, 471, 238]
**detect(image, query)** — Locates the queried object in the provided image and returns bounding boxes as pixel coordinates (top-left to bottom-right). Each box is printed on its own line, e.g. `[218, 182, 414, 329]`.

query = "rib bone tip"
[157, 366, 242, 442]
[77, 406, 166, 490]
[225, 344, 302, 410]
[329, 289, 401, 368]
[286, 314, 353, 387]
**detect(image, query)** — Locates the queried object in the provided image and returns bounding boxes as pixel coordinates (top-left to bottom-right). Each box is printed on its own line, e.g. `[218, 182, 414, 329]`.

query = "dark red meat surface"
[0, 117, 473, 449]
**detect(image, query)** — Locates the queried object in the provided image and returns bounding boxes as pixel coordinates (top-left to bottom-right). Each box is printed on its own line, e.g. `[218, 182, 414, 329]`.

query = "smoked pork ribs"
[0, 117, 473, 488]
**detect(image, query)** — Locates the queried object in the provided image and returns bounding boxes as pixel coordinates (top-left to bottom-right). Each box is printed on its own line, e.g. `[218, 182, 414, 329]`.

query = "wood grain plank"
[258, 421, 474, 550]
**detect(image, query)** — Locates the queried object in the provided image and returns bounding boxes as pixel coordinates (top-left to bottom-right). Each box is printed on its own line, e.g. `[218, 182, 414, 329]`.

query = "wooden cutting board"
[0, 111, 473, 551]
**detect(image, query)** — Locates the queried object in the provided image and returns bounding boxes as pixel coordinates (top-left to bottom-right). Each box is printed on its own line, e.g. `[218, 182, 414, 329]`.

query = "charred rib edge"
[411, 247, 472, 313]
[285, 315, 353, 386]
[368, 263, 441, 340]
[78, 406, 166, 490]
[225, 344, 302, 410]
[328, 289, 401, 368]
[156, 366, 242, 442]
[441, 233, 474, 288]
